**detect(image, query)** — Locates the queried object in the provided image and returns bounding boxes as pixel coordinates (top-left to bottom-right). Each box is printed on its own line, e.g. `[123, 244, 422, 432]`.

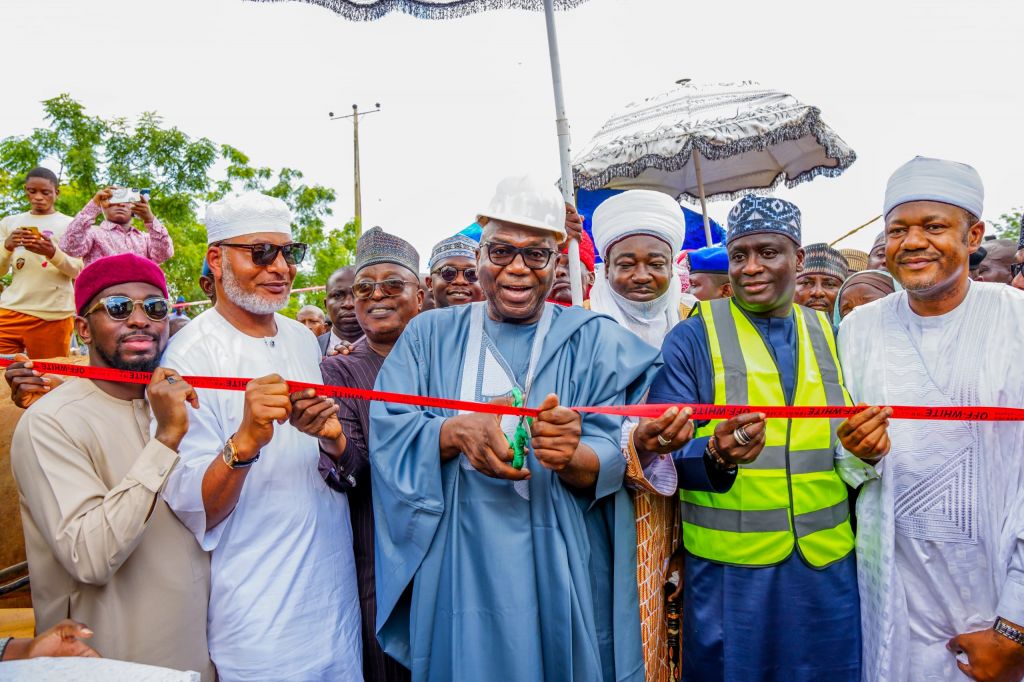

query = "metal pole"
[692, 148, 714, 246]
[543, 0, 583, 307]
[352, 104, 362, 234]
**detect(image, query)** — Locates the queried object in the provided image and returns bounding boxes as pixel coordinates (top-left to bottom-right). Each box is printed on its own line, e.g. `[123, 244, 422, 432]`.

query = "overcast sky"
[3, 0, 1021, 260]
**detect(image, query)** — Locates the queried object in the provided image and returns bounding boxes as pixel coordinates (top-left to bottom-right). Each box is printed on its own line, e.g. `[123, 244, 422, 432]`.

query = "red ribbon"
[4, 359, 1024, 422]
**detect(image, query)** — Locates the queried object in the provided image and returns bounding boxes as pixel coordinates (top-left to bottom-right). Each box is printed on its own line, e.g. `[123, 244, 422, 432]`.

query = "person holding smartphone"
[59, 186, 174, 266]
[0, 167, 83, 358]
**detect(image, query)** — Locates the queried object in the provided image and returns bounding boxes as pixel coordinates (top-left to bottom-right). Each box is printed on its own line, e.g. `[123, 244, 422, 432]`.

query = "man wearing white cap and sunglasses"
[160, 192, 362, 681]
[370, 176, 660, 681]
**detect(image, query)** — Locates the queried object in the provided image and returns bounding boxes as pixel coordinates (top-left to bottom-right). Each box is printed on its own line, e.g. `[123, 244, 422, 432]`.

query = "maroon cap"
[75, 254, 169, 314]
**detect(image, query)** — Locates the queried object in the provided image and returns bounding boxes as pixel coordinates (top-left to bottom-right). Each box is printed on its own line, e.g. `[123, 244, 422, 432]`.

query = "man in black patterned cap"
[320, 226, 420, 682]
[795, 242, 849, 313]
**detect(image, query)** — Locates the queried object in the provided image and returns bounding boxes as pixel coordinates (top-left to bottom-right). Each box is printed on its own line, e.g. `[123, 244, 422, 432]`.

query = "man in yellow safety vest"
[635, 194, 889, 681]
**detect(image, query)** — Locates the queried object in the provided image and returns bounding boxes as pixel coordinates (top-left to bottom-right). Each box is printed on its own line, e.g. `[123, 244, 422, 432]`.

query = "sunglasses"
[433, 265, 479, 283]
[353, 279, 413, 300]
[218, 242, 308, 266]
[481, 242, 557, 270]
[1011, 262, 1024, 279]
[84, 295, 171, 321]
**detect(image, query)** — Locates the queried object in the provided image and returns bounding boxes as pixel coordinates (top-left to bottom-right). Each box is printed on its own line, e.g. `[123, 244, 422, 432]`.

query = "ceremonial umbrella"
[572, 80, 857, 246]
[248, 0, 590, 305]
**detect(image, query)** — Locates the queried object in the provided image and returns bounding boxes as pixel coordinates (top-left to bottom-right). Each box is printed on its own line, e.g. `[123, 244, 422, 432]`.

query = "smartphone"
[21, 227, 41, 237]
[109, 187, 141, 204]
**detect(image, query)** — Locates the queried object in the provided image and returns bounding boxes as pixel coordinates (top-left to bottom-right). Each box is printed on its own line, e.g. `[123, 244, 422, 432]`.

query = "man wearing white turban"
[589, 190, 688, 347]
[840, 157, 1024, 681]
[160, 192, 362, 680]
[589, 189, 691, 682]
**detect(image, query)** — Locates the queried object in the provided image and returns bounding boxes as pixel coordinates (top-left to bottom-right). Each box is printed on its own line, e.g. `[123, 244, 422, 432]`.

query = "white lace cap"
[205, 192, 292, 244]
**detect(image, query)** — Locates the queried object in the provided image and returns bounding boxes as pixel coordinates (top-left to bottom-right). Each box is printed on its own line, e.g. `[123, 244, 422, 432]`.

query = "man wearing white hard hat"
[160, 192, 362, 681]
[371, 175, 660, 681]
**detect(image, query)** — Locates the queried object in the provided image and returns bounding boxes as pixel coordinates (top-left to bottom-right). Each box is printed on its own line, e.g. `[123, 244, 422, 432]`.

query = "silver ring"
[166, 376, 177, 384]
[656, 434, 672, 448]
[733, 426, 751, 446]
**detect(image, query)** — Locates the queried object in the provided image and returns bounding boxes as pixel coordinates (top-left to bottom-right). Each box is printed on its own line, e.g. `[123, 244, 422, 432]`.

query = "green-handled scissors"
[507, 386, 532, 470]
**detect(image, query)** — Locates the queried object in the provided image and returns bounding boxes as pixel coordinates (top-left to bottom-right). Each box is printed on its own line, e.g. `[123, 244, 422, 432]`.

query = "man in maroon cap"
[7, 253, 215, 679]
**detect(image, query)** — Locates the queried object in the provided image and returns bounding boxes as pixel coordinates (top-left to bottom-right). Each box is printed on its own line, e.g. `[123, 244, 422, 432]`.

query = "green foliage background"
[990, 208, 1022, 243]
[0, 94, 357, 318]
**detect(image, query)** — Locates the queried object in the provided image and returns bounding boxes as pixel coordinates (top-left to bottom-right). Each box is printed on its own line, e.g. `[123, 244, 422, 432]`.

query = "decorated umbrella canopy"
[572, 80, 857, 246]
[248, 0, 590, 305]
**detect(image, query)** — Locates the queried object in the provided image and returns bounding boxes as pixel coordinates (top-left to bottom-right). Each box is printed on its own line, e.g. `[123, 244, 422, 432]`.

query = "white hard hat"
[477, 175, 567, 239]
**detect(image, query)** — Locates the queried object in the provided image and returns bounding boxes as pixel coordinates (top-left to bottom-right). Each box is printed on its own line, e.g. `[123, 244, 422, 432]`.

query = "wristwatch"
[221, 436, 259, 469]
[994, 618, 1024, 646]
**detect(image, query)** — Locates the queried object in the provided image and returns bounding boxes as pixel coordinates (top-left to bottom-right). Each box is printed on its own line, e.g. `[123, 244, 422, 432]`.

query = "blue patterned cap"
[688, 246, 729, 274]
[726, 195, 802, 246]
[428, 234, 478, 272]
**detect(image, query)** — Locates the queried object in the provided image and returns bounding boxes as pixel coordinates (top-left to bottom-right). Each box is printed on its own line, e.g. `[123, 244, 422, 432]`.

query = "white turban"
[591, 190, 685, 260]
[205, 192, 293, 245]
[883, 156, 984, 219]
[589, 190, 687, 347]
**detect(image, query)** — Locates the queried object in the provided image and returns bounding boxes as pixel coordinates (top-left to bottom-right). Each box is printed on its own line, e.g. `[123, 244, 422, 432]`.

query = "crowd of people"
[0, 155, 1023, 682]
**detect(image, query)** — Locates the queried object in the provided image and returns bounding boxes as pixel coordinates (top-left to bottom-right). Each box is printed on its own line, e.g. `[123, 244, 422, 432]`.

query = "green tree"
[0, 94, 356, 314]
[990, 208, 1022, 242]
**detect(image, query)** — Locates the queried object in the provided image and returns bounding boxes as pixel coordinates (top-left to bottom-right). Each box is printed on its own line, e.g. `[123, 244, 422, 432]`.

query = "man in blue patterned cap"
[638, 194, 887, 681]
[687, 246, 732, 301]
[426, 234, 483, 308]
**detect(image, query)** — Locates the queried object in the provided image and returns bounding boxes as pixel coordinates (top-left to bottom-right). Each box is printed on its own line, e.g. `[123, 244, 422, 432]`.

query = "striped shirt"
[59, 202, 174, 266]
[320, 339, 410, 682]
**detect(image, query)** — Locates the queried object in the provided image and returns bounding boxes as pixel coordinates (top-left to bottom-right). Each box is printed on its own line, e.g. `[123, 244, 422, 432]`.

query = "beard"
[93, 331, 163, 373]
[221, 255, 290, 315]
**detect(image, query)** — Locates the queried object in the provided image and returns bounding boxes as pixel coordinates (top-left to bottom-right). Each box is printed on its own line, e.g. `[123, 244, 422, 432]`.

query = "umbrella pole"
[692, 148, 714, 247]
[543, 0, 583, 307]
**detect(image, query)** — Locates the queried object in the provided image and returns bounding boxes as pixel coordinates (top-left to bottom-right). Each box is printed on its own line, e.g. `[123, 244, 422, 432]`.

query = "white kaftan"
[838, 282, 1024, 681]
[160, 308, 362, 681]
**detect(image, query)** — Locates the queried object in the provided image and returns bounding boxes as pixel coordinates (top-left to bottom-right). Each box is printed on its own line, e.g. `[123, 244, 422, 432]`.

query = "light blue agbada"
[370, 301, 661, 682]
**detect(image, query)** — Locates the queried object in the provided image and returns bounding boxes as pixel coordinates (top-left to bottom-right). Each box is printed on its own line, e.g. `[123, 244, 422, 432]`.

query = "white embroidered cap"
[204, 192, 293, 245]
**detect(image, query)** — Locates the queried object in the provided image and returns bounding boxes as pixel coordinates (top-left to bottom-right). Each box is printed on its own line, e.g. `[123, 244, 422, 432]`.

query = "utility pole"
[329, 103, 380, 235]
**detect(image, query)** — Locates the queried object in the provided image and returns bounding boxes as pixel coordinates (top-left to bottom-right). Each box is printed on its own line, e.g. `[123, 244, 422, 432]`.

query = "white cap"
[883, 156, 984, 219]
[205, 192, 293, 245]
[477, 175, 566, 238]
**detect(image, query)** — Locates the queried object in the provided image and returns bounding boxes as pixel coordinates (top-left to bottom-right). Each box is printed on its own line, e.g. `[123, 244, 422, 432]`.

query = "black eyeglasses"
[84, 295, 171, 321]
[433, 265, 478, 283]
[481, 242, 557, 270]
[1011, 262, 1024, 279]
[353, 279, 413, 300]
[218, 242, 308, 266]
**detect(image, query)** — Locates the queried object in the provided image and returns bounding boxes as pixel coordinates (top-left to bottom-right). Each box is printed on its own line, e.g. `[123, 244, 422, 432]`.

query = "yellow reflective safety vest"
[681, 298, 855, 568]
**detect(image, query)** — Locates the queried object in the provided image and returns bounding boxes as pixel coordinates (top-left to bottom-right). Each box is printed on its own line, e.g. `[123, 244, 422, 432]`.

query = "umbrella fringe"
[573, 107, 857, 202]
[245, 0, 588, 21]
